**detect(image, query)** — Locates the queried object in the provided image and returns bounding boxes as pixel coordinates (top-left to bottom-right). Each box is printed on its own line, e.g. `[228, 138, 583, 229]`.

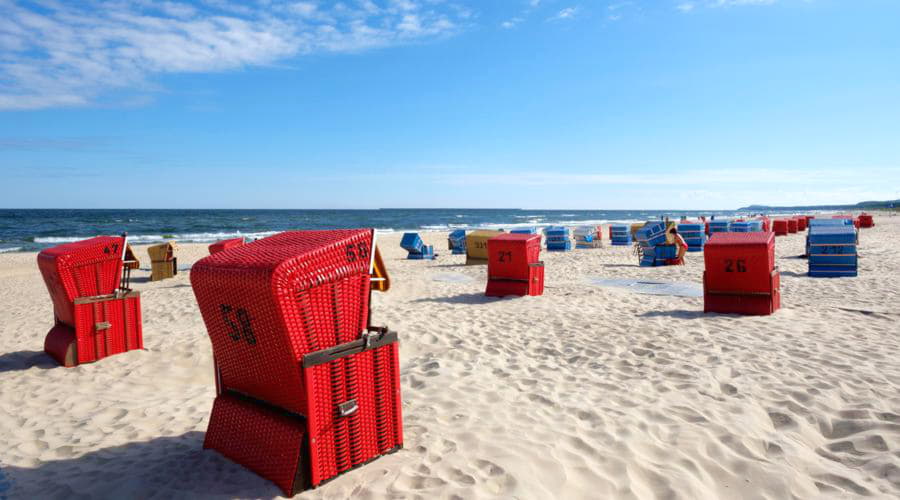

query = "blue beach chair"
[401, 232, 435, 260]
[807, 225, 857, 277]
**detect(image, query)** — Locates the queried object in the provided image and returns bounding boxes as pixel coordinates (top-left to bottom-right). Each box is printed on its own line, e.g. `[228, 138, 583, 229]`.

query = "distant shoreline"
[738, 199, 899, 211]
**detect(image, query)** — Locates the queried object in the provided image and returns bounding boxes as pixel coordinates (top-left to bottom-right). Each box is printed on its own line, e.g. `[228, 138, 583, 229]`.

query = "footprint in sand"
[447, 467, 476, 486]
[768, 411, 797, 429]
[394, 473, 447, 491]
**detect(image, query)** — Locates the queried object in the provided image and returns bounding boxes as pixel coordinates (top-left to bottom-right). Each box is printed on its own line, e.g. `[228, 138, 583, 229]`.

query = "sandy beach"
[1, 215, 898, 499]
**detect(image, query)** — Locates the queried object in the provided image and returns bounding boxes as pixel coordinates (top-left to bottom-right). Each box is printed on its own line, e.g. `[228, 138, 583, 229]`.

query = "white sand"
[1, 215, 898, 499]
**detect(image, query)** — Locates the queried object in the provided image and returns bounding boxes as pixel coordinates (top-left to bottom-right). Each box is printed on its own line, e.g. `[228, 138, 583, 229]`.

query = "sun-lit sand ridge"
[0, 215, 898, 498]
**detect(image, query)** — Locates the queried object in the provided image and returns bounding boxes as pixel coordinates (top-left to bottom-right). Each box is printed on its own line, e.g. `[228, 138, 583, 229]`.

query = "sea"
[0, 208, 803, 253]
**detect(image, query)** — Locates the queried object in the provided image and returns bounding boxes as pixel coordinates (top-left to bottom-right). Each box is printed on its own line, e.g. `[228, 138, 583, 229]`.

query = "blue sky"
[1, 0, 899, 209]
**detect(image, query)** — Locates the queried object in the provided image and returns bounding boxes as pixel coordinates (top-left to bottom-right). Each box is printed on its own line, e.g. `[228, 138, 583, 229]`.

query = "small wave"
[33, 236, 89, 244]
[35, 231, 281, 245]
[541, 218, 610, 226]
[0, 246, 23, 253]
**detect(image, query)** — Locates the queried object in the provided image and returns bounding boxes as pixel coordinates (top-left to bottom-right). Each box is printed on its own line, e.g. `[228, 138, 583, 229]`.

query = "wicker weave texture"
[44, 324, 78, 367]
[485, 263, 544, 297]
[487, 233, 541, 280]
[73, 294, 143, 364]
[209, 238, 245, 255]
[304, 342, 403, 486]
[193, 229, 403, 494]
[191, 229, 374, 415]
[704, 232, 776, 295]
[704, 271, 780, 315]
[204, 392, 306, 496]
[37, 236, 125, 326]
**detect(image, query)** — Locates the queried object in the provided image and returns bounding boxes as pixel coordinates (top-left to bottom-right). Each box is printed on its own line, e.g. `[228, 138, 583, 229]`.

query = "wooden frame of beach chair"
[191, 229, 403, 496]
[123, 244, 140, 270]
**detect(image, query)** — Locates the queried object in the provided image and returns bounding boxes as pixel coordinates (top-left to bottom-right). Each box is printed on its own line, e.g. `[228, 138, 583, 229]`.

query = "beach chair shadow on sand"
[412, 292, 500, 305]
[0, 432, 284, 499]
[638, 309, 705, 320]
[0, 350, 59, 373]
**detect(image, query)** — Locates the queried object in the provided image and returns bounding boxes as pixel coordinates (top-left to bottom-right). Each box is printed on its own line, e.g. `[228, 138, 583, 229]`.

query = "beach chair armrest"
[302, 328, 398, 368]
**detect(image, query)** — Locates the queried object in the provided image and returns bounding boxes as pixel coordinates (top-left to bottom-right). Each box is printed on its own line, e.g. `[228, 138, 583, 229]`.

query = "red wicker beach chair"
[703, 232, 780, 315]
[857, 213, 874, 228]
[772, 219, 789, 236]
[38, 236, 143, 366]
[208, 237, 245, 255]
[485, 233, 544, 297]
[787, 218, 799, 233]
[190, 229, 403, 496]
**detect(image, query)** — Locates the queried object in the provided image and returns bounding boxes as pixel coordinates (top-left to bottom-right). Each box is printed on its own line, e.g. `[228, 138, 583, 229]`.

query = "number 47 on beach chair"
[38, 234, 144, 367]
[191, 229, 402, 496]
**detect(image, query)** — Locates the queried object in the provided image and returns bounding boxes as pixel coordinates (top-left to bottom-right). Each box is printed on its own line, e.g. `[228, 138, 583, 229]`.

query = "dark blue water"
[0, 208, 785, 252]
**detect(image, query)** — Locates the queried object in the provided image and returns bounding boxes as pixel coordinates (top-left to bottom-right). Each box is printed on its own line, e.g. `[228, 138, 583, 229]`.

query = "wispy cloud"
[678, 0, 780, 11]
[713, 0, 778, 5]
[499, 0, 546, 30]
[0, 0, 467, 110]
[0, 137, 111, 152]
[9, 166, 103, 178]
[607, 1, 635, 21]
[549, 7, 579, 21]
[304, 165, 900, 207]
[501, 17, 524, 29]
[429, 167, 900, 188]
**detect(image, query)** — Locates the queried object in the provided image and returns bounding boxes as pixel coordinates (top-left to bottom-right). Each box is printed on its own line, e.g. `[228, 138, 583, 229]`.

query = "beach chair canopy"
[38, 236, 125, 326]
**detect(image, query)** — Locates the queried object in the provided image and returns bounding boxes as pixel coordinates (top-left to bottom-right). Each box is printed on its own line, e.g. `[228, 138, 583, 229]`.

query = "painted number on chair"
[345, 243, 370, 263]
[724, 259, 747, 272]
[103, 244, 119, 255]
[498, 251, 512, 262]
[220, 305, 257, 346]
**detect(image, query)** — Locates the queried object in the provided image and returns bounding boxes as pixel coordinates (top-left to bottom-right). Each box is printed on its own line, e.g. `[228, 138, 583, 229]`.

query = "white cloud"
[431, 167, 900, 190]
[0, 0, 466, 110]
[304, 166, 900, 208]
[608, 2, 633, 11]
[713, 0, 778, 5]
[679, 0, 780, 10]
[501, 17, 524, 29]
[549, 7, 578, 21]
